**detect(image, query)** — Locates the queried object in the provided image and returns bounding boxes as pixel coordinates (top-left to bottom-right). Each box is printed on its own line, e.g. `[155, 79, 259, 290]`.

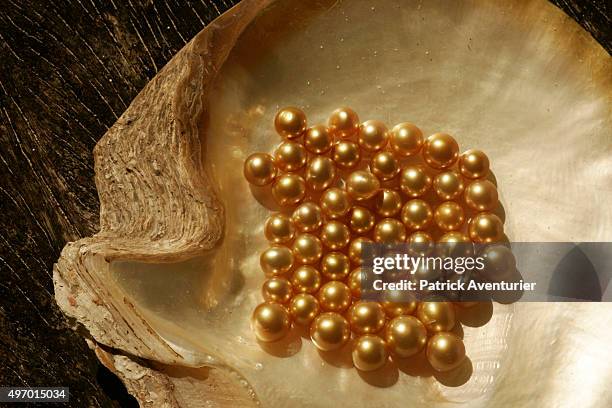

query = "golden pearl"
[320, 188, 351, 219]
[262, 277, 293, 303]
[328, 107, 360, 138]
[305, 156, 336, 191]
[459, 149, 490, 179]
[481, 244, 517, 282]
[291, 202, 323, 232]
[370, 152, 400, 181]
[304, 125, 333, 154]
[251, 303, 291, 342]
[310, 312, 351, 351]
[332, 141, 361, 169]
[465, 180, 499, 212]
[401, 199, 433, 230]
[374, 189, 403, 217]
[348, 301, 386, 334]
[381, 290, 417, 316]
[321, 252, 351, 280]
[320, 221, 351, 250]
[291, 265, 322, 293]
[349, 206, 375, 234]
[374, 218, 407, 243]
[438, 231, 473, 258]
[422, 133, 459, 169]
[390, 122, 423, 157]
[407, 231, 434, 256]
[434, 201, 465, 231]
[358, 120, 389, 152]
[348, 267, 363, 296]
[352, 335, 388, 371]
[468, 213, 504, 243]
[385, 316, 427, 358]
[289, 293, 320, 325]
[260, 245, 294, 275]
[317, 281, 352, 312]
[292, 233, 323, 264]
[274, 106, 307, 139]
[346, 170, 381, 201]
[348, 237, 373, 264]
[274, 141, 307, 172]
[264, 213, 295, 244]
[433, 171, 465, 201]
[417, 301, 456, 332]
[243, 153, 277, 186]
[272, 174, 306, 206]
[399, 165, 432, 198]
[426, 332, 466, 372]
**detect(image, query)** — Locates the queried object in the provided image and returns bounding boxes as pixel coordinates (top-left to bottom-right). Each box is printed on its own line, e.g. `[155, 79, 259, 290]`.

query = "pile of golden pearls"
[245, 107, 503, 375]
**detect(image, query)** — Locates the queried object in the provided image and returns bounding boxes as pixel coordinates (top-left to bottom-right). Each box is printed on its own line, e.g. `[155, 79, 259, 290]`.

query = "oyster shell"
[54, 0, 612, 406]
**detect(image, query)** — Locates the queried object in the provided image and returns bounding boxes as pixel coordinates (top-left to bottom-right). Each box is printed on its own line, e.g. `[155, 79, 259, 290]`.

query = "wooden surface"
[0, 0, 608, 406]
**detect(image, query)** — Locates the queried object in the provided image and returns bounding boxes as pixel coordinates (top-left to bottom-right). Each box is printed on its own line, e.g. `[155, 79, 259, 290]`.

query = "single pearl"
[291, 265, 322, 294]
[305, 156, 336, 191]
[385, 316, 427, 358]
[434, 201, 465, 231]
[332, 141, 361, 169]
[399, 165, 432, 198]
[348, 301, 386, 334]
[320, 221, 351, 250]
[274, 141, 307, 172]
[370, 151, 400, 181]
[465, 180, 498, 212]
[390, 122, 423, 157]
[481, 245, 517, 282]
[374, 218, 407, 243]
[348, 237, 373, 264]
[321, 252, 351, 280]
[352, 335, 388, 371]
[243, 153, 277, 186]
[459, 149, 490, 179]
[349, 206, 375, 234]
[310, 312, 351, 351]
[468, 213, 504, 243]
[264, 213, 295, 244]
[260, 245, 294, 275]
[381, 290, 417, 316]
[433, 171, 465, 201]
[348, 267, 363, 297]
[304, 125, 333, 154]
[320, 188, 351, 219]
[374, 189, 403, 217]
[274, 106, 307, 139]
[292, 233, 323, 264]
[438, 231, 473, 258]
[272, 174, 306, 206]
[262, 277, 293, 303]
[289, 293, 320, 325]
[317, 281, 352, 312]
[407, 231, 434, 256]
[346, 170, 381, 201]
[358, 120, 389, 152]
[417, 301, 456, 332]
[251, 303, 291, 342]
[401, 199, 433, 230]
[422, 133, 459, 169]
[426, 332, 466, 372]
[328, 107, 360, 138]
[291, 202, 323, 232]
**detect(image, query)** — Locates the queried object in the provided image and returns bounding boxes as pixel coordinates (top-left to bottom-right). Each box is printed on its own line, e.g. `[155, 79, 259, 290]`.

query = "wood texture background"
[0, 0, 608, 406]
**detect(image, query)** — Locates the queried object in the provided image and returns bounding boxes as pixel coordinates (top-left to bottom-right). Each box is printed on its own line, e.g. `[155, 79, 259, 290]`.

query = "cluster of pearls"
[246, 107, 504, 374]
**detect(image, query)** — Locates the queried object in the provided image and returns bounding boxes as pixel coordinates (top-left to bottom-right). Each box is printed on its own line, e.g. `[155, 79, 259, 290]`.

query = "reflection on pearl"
[422, 133, 459, 169]
[348, 237, 373, 264]
[320, 188, 351, 219]
[434, 201, 465, 231]
[346, 170, 381, 201]
[304, 125, 333, 154]
[348, 301, 386, 334]
[349, 206, 375, 234]
[332, 141, 361, 169]
[352, 335, 388, 371]
[310, 312, 351, 351]
[262, 277, 293, 303]
[289, 294, 320, 325]
[292, 202, 323, 232]
[274, 106, 307, 139]
[252, 303, 291, 342]
[358, 120, 389, 152]
[433, 171, 464, 201]
[426, 332, 466, 372]
[417, 301, 456, 332]
[321, 221, 351, 250]
[260, 245, 294, 275]
[407, 231, 434, 256]
[370, 151, 400, 181]
[317, 281, 352, 312]
[305, 156, 336, 191]
[321, 252, 351, 280]
[468, 213, 504, 243]
[374, 189, 402, 217]
[459, 149, 490, 179]
[244, 153, 277, 186]
[400, 165, 431, 198]
[292, 233, 323, 264]
[274, 141, 307, 172]
[390, 122, 423, 157]
[264, 213, 295, 244]
[401, 199, 433, 230]
[348, 267, 363, 297]
[328, 107, 360, 138]
[272, 174, 306, 206]
[291, 265, 322, 294]
[385, 316, 427, 358]
[374, 218, 407, 243]
[465, 180, 498, 212]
